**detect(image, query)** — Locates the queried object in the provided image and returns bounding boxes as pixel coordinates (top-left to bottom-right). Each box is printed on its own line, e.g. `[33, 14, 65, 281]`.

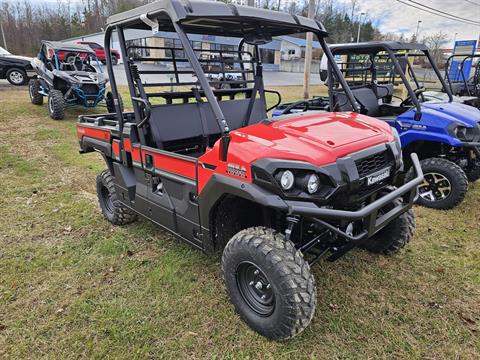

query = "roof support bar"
[383, 47, 423, 120]
[172, 21, 231, 161]
[425, 50, 453, 102]
[319, 35, 360, 113]
[104, 26, 124, 132]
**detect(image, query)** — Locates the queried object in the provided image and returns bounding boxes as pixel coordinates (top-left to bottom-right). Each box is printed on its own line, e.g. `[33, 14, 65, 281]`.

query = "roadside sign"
[449, 40, 477, 81]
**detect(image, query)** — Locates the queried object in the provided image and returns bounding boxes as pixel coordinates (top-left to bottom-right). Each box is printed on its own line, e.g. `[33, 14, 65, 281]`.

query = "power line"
[407, 0, 480, 24]
[464, 0, 480, 6]
[395, 0, 480, 26]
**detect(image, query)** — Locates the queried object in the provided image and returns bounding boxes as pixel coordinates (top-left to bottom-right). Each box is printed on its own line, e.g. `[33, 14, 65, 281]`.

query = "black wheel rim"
[101, 185, 114, 214]
[236, 262, 275, 316]
[418, 172, 452, 202]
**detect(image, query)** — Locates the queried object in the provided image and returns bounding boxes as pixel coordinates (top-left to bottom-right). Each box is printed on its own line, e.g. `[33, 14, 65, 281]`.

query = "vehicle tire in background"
[47, 89, 66, 120]
[111, 55, 118, 65]
[465, 162, 480, 182]
[96, 169, 137, 225]
[222, 227, 316, 340]
[106, 91, 124, 113]
[405, 157, 468, 210]
[360, 199, 416, 255]
[29, 79, 43, 105]
[6, 68, 27, 85]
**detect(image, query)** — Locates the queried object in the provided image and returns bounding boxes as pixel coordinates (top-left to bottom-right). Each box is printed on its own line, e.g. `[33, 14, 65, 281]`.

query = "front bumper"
[285, 153, 424, 241]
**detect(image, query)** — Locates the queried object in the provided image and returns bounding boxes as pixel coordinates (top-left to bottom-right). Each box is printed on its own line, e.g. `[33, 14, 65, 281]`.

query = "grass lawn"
[0, 84, 479, 359]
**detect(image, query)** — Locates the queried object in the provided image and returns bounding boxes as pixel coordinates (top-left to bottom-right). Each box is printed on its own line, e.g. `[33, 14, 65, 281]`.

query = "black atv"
[28, 41, 119, 120]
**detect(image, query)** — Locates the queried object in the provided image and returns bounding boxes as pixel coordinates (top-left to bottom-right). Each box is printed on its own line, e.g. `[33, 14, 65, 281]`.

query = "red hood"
[225, 112, 394, 167]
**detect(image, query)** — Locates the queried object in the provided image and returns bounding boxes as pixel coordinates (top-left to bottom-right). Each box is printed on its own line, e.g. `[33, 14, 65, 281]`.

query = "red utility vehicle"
[76, 42, 121, 65]
[49, 41, 120, 65]
[76, 0, 423, 340]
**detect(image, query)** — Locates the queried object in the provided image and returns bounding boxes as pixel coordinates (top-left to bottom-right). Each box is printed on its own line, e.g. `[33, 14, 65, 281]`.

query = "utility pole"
[415, 20, 422, 42]
[302, 0, 315, 99]
[356, 12, 365, 43]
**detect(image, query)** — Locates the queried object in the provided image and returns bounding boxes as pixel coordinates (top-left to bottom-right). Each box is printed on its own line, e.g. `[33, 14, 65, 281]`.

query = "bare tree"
[422, 31, 448, 65]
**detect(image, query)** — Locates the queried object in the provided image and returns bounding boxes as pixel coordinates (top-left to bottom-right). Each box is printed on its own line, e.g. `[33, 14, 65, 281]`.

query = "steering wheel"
[400, 87, 426, 107]
[280, 100, 310, 115]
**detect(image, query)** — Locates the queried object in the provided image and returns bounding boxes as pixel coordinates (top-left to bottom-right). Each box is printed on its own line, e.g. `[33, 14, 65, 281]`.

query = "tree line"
[0, 0, 445, 58]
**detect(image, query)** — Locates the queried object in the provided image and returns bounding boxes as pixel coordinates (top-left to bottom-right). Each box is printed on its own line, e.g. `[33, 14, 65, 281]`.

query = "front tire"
[29, 79, 43, 105]
[47, 89, 65, 120]
[96, 169, 137, 225]
[6, 68, 27, 85]
[360, 199, 416, 255]
[405, 157, 468, 210]
[222, 227, 316, 340]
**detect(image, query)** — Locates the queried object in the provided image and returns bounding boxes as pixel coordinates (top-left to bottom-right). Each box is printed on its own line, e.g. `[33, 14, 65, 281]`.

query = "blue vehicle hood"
[419, 101, 480, 128]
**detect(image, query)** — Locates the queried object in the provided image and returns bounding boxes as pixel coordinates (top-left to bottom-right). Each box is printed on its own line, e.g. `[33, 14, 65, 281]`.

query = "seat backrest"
[148, 97, 266, 149]
[74, 57, 83, 71]
[352, 87, 379, 116]
[331, 87, 380, 116]
[376, 83, 394, 99]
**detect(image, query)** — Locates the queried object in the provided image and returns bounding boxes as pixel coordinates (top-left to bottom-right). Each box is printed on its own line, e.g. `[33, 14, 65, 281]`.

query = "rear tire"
[47, 89, 65, 120]
[6, 68, 27, 85]
[111, 56, 118, 65]
[405, 157, 468, 210]
[29, 79, 43, 105]
[222, 227, 316, 340]
[465, 162, 480, 182]
[96, 169, 137, 225]
[360, 199, 416, 255]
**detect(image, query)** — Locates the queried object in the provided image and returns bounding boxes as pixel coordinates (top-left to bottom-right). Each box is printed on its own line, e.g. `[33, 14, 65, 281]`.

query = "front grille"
[81, 84, 99, 95]
[355, 151, 391, 178]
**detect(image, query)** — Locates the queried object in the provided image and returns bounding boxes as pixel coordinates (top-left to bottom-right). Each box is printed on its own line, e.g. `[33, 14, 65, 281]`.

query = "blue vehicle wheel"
[406, 157, 468, 210]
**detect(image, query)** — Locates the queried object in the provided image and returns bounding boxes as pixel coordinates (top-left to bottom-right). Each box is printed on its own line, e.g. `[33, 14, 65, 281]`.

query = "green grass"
[0, 85, 479, 359]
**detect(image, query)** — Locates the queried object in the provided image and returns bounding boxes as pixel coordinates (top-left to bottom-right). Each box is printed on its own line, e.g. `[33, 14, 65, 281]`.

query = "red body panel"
[77, 125, 111, 141]
[142, 147, 197, 179]
[76, 42, 120, 61]
[197, 112, 393, 192]
[77, 112, 394, 194]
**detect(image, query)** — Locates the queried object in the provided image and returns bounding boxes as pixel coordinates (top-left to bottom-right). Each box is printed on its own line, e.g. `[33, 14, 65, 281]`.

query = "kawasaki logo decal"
[367, 167, 391, 186]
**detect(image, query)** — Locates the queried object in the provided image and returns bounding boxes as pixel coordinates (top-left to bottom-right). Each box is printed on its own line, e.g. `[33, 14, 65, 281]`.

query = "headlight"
[453, 125, 467, 140]
[307, 174, 320, 194]
[280, 170, 294, 190]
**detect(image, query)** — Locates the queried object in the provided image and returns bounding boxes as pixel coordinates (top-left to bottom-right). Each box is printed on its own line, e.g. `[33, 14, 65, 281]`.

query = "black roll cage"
[103, 3, 359, 159]
[327, 43, 454, 120]
[444, 53, 480, 97]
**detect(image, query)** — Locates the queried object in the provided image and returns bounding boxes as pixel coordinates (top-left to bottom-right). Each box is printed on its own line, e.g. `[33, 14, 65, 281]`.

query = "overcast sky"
[15, 0, 480, 46]
[339, 0, 480, 46]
